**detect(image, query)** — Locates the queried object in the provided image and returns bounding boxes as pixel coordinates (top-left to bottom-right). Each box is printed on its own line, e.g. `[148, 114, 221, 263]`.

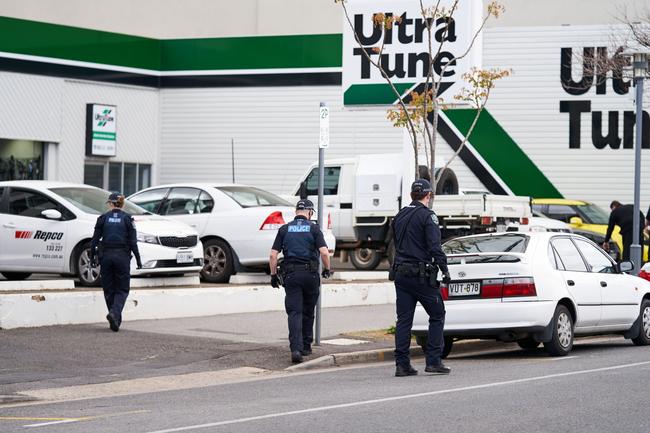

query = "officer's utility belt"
[282, 261, 319, 275]
[391, 262, 439, 287]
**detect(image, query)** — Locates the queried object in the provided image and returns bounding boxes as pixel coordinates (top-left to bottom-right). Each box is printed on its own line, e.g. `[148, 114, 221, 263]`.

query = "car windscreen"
[217, 186, 292, 208]
[50, 187, 148, 215]
[443, 234, 529, 255]
[447, 255, 521, 265]
[577, 204, 609, 225]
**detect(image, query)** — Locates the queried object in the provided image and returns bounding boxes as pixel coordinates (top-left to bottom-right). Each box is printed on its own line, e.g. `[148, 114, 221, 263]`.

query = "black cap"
[411, 179, 432, 193]
[107, 192, 122, 203]
[296, 199, 315, 211]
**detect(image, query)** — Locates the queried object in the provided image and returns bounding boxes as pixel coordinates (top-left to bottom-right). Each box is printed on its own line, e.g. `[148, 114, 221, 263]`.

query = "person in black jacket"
[603, 200, 644, 262]
[90, 192, 142, 332]
[390, 179, 451, 377]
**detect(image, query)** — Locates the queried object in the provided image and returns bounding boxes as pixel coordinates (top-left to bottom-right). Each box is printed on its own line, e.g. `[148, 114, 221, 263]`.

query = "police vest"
[283, 219, 318, 263]
[102, 211, 129, 248]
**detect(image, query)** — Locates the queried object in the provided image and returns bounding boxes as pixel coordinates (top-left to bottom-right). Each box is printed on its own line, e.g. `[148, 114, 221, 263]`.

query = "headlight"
[137, 232, 159, 244]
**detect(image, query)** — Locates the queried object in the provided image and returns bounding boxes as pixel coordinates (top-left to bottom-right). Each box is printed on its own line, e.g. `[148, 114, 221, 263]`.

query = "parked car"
[506, 210, 571, 233]
[129, 183, 336, 283]
[412, 232, 650, 357]
[0, 181, 203, 286]
[640, 262, 650, 283]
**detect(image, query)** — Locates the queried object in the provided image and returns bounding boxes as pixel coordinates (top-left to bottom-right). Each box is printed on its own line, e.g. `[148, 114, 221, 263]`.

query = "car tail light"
[639, 270, 650, 282]
[481, 216, 493, 225]
[520, 217, 529, 225]
[260, 211, 285, 230]
[502, 277, 537, 297]
[481, 279, 504, 299]
[327, 213, 333, 230]
[440, 282, 449, 300]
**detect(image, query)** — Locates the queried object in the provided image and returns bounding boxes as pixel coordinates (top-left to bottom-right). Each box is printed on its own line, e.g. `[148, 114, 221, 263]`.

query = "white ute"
[0, 181, 203, 285]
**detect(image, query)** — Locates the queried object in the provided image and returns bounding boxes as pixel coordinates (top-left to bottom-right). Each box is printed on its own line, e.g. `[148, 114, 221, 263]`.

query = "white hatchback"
[412, 232, 650, 357]
[129, 183, 336, 283]
[0, 181, 203, 286]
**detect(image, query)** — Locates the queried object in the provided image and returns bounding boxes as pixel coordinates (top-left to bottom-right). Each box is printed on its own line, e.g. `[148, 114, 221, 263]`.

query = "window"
[197, 191, 214, 213]
[84, 164, 105, 188]
[551, 238, 588, 272]
[51, 186, 147, 215]
[0, 139, 44, 180]
[129, 188, 169, 213]
[8, 189, 60, 219]
[443, 234, 529, 255]
[304, 166, 341, 196]
[578, 204, 610, 225]
[139, 164, 151, 190]
[160, 188, 202, 215]
[574, 239, 616, 273]
[123, 163, 137, 196]
[532, 204, 544, 214]
[546, 205, 578, 223]
[218, 186, 291, 208]
[108, 162, 122, 192]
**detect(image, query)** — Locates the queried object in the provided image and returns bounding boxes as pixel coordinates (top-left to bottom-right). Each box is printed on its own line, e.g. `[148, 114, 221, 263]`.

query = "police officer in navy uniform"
[391, 179, 451, 376]
[269, 199, 332, 363]
[90, 192, 142, 332]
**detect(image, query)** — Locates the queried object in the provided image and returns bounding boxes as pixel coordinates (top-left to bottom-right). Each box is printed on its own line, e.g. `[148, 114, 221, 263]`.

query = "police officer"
[269, 199, 331, 363]
[90, 192, 142, 332]
[390, 179, 451, 377]
[602, 200, 644, 261]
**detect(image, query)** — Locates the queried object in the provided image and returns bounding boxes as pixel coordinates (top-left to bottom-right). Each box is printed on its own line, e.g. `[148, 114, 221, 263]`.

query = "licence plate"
[176, 251, 194, 264]
[448, 282, 481, 297]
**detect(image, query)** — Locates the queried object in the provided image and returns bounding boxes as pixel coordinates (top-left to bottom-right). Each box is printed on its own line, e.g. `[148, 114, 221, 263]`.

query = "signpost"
[315, 102, 329, 345]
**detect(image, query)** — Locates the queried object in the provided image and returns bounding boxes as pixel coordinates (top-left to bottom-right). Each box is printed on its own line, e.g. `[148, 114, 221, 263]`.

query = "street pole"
[315, 102, 329, 345]
[630, 52, 647, 275]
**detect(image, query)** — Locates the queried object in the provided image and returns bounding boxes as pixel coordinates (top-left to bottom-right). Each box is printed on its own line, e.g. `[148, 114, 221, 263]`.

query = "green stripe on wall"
[343, 83, 415, 106]
[161, 34, 342, 71]
[444, 109, 563, 198]
[0, 16, 161, 70]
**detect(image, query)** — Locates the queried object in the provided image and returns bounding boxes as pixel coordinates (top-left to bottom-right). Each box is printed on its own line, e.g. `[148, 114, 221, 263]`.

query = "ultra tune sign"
[342, 0, 483, 107]
[86, 103, 117, 156]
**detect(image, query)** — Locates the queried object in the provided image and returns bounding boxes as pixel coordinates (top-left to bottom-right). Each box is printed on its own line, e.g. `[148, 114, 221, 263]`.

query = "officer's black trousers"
[100, 250, 131, 325]
[394, 273, 445, 367]
[283, 271, 320, 352]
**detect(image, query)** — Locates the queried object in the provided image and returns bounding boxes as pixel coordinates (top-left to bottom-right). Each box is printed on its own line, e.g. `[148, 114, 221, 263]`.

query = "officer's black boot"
[291, 351, 303, 363]
[395, 364, 418, 377]
[301, 346, 312, 356]
[106, 313, 119, 332]
[425, 363, 451, 375]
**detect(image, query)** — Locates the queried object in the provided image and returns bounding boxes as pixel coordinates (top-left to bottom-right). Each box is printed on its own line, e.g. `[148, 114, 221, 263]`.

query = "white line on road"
[546, 355, 578, 362]
[143, 360, 650, 433]
[24, 419, 83, 428]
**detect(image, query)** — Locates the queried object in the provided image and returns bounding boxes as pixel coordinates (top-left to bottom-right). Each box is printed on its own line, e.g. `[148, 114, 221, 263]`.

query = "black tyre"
[415, 335, 454, 359]
[76, 243, 101, 287]
[201, 239, 234, 283]
[631, 299, 650, 346]
[1, 272, 32, 281]
[517, 338, 541, 350]
[543, 305, 573, 356]
[350, 248, 382, 270]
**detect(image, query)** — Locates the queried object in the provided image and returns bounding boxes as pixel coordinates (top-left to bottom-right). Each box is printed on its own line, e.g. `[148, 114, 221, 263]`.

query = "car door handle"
[567, 280, 575, 286]
[600, 281, 608, 287]
[3, 223, 15, 229]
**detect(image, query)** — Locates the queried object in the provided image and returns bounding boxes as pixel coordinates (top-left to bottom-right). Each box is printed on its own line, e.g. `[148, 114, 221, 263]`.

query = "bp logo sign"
[342, 0, 482, 106]
[85, 103, 117, 156]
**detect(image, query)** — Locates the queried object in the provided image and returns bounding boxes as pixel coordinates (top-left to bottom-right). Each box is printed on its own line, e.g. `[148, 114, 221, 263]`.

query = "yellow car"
[532, 198, 648, 262]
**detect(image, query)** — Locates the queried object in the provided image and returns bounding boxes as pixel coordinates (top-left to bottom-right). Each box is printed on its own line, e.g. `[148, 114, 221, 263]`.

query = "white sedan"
[129, 183, 336, 283]
[0, 181, 203, 286]
[412, 232, 650, 357]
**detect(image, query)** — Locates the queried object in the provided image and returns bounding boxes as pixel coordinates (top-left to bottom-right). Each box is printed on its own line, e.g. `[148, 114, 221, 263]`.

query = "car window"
[578, 204, 609, 224]
[548, 244, 561, 269]
[574, 239, 617, 273]
[197, 191, 214, 214]
[303, 166, 341, 196]
[8, 189, 60, 219]
[51, 187, 147, 215]
[551, 238, 588, 272]
[130, 188, 169, 213]
[218, 186, 291, 208]
[546, 205, 578, 223]
[532, 204, 545, 214]
[160, 188, 202, 215]
[443, 234, 529, 254]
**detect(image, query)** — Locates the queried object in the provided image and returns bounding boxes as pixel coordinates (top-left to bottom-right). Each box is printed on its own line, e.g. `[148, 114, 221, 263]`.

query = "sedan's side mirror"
[41, 209, 62, 220]
[569, 216, 583, 226]
[298, 181, 308, 200]
[619, 261, 634, 274]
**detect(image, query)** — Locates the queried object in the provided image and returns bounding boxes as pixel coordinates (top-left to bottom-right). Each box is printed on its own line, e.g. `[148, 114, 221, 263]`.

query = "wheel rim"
[557, 312, 572, 348]
[203, 245, 227, 277]
[354, 248, 376, 265]
[79, 249, 100, 284]
[642, 306, 650, 339]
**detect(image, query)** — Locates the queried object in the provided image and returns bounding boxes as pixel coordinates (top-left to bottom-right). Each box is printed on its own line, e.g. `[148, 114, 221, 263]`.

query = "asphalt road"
[1, 337, 649, 433]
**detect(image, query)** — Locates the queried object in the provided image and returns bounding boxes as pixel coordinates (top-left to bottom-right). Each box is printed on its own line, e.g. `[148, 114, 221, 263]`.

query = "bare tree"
[336, 0, 510, 204]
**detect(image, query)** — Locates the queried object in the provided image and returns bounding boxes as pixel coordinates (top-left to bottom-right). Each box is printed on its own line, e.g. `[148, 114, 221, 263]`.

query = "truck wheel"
[434, 168, 459, 195]
[76, 243, 101, 287]
[202, 239, 234, 283]
[1, 272, 32, 281]
[350, 248, 382, 270]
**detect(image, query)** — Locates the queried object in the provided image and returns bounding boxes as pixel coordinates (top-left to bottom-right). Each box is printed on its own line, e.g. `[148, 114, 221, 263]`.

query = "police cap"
[296, 199, 315, 211]
[411, 179, 432, 193]
[107, 192, 122, 203]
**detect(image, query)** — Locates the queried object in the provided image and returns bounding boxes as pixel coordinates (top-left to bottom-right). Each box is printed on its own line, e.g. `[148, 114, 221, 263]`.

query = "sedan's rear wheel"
[77, 243, 101, 287]
[517, 338, 540, 350]
[543, 305, 573, 356]
[201, 239, 233, 283]
[631, 299, 650, 346]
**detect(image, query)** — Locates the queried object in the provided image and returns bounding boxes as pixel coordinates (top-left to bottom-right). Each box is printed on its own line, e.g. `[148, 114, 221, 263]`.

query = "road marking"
[24, 419, 85, 428]
[143, 360, 650, 433]
[20, 410, 148, 428]
[546, 355, 578, 361]
[0, 417, 75, 421]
